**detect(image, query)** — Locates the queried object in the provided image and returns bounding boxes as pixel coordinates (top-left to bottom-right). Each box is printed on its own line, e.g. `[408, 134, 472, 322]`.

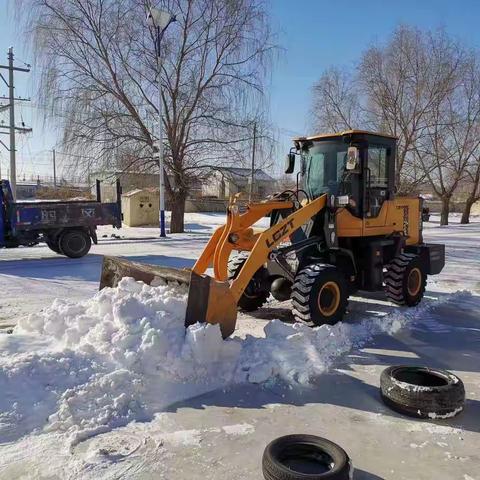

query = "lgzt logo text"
[266, 219, 294, 248]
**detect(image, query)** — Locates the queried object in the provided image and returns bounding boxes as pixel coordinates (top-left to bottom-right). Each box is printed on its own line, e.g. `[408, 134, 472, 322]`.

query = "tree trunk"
[461, 197, 475, 224]
[440, 196, 450, 226]
[169, 192, 186, 233]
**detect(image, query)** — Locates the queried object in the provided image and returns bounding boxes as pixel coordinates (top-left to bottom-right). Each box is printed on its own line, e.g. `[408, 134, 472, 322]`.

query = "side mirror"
[284, 152, 295, 174]
[346, 147, 359, 170]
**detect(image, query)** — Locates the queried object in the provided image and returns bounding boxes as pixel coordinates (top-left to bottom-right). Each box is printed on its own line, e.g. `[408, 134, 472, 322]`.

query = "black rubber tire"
[228, 252, 269, 312]
[46, 239, 61, 254]
[384, 253, 427, 306]
[262, 434, 352, 480]
[59, 230, 92, 258]
[291, 264, 348, 326]
[380, 366, 465, 419]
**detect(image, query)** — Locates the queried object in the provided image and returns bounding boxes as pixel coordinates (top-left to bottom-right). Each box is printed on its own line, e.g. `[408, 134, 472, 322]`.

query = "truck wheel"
[59, 230, 92, 258]
[384, 253, 426, 306]
[46, 239, 61, 254]
[291, 264, 348, 326]
[228, 252, 269, 312]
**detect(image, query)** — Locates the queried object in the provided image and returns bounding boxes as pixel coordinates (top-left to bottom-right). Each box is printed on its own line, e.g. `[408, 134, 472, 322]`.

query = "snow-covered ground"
[0, 212, 479, 479]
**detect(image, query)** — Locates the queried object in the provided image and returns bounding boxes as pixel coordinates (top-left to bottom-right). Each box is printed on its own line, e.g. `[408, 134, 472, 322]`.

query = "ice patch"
[162, 429, 202, 447]
[222, 423, 255, 436]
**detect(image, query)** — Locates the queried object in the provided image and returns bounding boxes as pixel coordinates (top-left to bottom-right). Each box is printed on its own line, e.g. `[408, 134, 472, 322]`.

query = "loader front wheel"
[291, 264, 348, 326]
[228, 253, 269, 312]
[384, 253, 426, 306]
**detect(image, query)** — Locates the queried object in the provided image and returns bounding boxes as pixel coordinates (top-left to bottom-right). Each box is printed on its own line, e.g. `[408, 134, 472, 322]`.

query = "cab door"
[364, 144, 394, 219]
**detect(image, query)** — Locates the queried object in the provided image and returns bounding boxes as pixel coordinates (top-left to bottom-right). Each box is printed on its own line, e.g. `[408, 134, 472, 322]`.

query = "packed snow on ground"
[0, 274, 472, 450]
[0, 213, 479, 478]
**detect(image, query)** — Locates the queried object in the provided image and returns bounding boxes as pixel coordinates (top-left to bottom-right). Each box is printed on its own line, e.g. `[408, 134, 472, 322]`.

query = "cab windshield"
[302, 141, 347, 198]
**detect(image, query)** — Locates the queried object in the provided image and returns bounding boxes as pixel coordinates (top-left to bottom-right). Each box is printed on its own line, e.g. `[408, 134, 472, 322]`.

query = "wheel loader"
[100, 130, 445, 337]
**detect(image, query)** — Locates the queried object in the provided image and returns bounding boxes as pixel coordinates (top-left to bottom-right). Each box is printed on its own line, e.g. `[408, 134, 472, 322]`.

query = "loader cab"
[293, 130, 396, 219]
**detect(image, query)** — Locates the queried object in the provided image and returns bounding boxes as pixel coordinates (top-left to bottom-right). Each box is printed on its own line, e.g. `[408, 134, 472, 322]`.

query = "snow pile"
[238, 298, 431, 384]
[0, 279, 469, 446]
[2, 278, 241, 446]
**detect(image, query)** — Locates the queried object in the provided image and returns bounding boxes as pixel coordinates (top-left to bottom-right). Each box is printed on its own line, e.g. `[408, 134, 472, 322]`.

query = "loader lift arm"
[191, 194, 327, 303]
[101, 193, 327, 338]
[187, 193, 327, 337]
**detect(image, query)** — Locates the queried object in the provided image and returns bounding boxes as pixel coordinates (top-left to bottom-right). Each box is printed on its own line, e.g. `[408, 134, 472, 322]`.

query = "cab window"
[368, 147, 388, 188]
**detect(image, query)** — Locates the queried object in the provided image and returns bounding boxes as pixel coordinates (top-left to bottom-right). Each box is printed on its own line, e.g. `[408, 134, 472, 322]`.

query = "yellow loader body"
[100, 191, 423, 337]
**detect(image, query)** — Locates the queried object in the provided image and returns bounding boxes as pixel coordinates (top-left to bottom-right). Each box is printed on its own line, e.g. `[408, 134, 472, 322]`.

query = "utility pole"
[52, 148, 57, 188]
[7, 48, 16, 198]
[0, 47, 31, 200]
[249, 122, 257, 202]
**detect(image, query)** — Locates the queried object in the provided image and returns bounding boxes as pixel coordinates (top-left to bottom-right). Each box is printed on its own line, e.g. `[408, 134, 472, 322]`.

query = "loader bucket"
[100, 256, 238, 338]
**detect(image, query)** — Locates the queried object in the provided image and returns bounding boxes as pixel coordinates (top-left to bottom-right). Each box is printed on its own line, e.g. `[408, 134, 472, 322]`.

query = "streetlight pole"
[147, 8, 176, 238]
[249, 121, 257, 202]
[156, 30, 166, 237]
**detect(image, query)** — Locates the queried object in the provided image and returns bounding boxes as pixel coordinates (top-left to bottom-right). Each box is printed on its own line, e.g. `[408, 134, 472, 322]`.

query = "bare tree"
[462, 160, 480, 223]
[18, 0, 275, 232]
[360, 26, 465, 194]
[414, 49, 480, 225]
[459, 57, 480, 224]
[311, 66, 361, 132]
[311, 26, 470, 203]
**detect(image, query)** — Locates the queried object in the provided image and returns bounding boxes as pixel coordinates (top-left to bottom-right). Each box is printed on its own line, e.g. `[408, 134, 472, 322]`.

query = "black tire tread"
[291, 264, 348, 326]
[262, 434, 351, 480]
[380, 366, 465, 419]
[46, 239, 61, 254]
[384, 253, 426, 306]
[59, 229, 91, 258]
[228, 252, 269, 312]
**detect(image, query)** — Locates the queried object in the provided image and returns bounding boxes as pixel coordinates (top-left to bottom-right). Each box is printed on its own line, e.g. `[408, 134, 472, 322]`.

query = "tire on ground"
[228, 252, 269, 312]
[291, 264, 348, 326]
[59, 229, 92, 258]
[46, 238, 61, 254]
[384, 253, 426, 306]
[380, 366, 465, 419]
[262, 434, 352, 480]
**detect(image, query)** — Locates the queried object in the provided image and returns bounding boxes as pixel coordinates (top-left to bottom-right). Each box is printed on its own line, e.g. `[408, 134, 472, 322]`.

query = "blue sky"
[1, 0, 480, 179]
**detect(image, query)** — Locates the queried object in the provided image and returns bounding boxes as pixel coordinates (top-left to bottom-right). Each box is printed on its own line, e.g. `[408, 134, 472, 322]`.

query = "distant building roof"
[215, 167, 273, 182]
[17, 182, 40, 187]
[89, 171, 158, 177]
[122, 187, 159, 197]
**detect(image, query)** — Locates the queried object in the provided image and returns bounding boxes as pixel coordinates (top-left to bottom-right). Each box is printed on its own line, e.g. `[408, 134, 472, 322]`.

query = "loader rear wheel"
[384, 253, 426, 306]
[228, 253, 269, 312]
[59, 230, 92, 258]
[291, 264, 348, 326]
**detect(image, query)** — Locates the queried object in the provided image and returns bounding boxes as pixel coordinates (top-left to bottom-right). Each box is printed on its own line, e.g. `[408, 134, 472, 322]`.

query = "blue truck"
[0, 180, 122, 258]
